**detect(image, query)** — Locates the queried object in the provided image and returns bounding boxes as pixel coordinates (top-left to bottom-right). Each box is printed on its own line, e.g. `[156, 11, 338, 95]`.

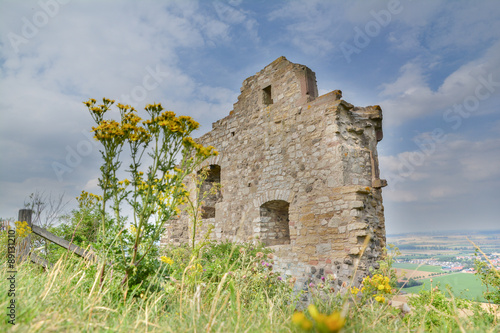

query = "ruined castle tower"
[162, 56, 387, 288]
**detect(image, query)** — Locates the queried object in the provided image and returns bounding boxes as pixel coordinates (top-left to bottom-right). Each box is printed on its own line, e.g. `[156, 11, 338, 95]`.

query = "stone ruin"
[161, 56, 387, 289]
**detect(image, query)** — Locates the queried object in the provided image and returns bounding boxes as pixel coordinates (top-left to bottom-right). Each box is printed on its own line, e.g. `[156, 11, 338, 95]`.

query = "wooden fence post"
[16, 209, 33, 263]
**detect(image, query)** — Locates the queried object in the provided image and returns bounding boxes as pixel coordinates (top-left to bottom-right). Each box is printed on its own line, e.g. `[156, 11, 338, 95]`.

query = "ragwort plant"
[184, 166, 222, 251]
[84, 98, 217, 291]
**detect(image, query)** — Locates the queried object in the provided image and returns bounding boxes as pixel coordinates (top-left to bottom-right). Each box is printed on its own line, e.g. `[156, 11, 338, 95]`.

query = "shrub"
[474, 259, 500, 304]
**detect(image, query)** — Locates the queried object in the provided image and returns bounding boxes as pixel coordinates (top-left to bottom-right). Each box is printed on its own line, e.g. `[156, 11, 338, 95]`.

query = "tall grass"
[1, 237, 297, 332]
[1, 234, 499, 332]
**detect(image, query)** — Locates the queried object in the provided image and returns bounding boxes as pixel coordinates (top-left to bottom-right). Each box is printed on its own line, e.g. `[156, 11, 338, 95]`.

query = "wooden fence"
[15, 209, 95, 269]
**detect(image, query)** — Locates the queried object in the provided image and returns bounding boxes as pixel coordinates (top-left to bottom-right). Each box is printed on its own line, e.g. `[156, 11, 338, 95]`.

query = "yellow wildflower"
[15, 221, 32, 238]
[301, 305, 345, 333]
[308, 304, 320, 321]
[160, 256, 174, 265]
[292, 312, 313, 331]
[324, 312, 345, 332]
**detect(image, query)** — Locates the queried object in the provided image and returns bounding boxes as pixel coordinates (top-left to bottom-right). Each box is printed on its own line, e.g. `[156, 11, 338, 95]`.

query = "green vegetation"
[397, 278, 422, 288]
[393, 263, 444, 273]
[2, 233, 499, 332]
[1, 235, 297, 332]
[406, 287, 493, 332]
[82, 99, 217, 291]
[474, 253, 500, 304]
[404, 273, 488, 302]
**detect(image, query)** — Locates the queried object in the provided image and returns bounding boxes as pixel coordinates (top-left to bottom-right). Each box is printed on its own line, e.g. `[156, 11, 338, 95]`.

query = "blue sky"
[1, 0, 499, 234]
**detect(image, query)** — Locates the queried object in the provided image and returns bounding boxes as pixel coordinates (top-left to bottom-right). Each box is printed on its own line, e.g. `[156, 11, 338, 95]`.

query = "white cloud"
[267, 0, 344, 55]
[379, 41, 500, 126]
[383, 189, 418, 203]
[380, 62, 431, 97]
[429, 186, 455, 199]
[381, 134, 500, 233]
[83, 178, 99, 193]
[383, 1, 500, 54]
[213, 1, 259, 43]
[0, 0, 247, 217]
[380, 134, 500, 202]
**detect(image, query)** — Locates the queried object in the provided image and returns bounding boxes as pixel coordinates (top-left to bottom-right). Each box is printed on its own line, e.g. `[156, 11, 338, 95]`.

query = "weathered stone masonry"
[162, 56, 387, 289]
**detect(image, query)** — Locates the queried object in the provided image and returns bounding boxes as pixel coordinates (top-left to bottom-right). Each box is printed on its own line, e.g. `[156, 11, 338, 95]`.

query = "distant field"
[403, 273, 487, 302]
[387, 231, 500, 256]
[393, 263, 444, 272]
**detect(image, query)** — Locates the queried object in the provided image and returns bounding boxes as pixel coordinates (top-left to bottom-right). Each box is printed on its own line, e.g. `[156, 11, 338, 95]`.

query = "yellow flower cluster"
[292, 304, 345, 333]
[359, 273, 392, 303]
[117, 179, 130, 186]
[182, 137, 218, 158]
[178, 115, 199, 131]
[188, 263, 203, 273]
[77, 190, 102, 202]
[199, 145, 218, 158]
[145, 103, 164, 112]
[86, 99, 152, 145]
[129, 225, 137, 235]
[77, 191, 102, 209]
[84, 98, 114, 121]
[86, 98, 216, 161]
[83, 98, 97, 107]
[122, 110, 150, 143]
[142, 107, 199, 136]
[15, 221, 32, 238]
[174, 207, 181, 216]
[136, 178, 159, 192]
[92, 119, 125, 142]
[292, 312, 313, 330]
[160, 256, 174, 265]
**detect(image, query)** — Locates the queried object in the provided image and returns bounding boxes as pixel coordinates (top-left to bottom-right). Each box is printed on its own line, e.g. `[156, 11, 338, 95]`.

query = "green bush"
[160, 240, 293, 306]
[474, 259, 500, 304]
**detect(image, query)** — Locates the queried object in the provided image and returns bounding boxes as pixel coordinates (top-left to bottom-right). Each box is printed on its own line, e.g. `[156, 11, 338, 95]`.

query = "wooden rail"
[15, 209, 96, 268]
[31, 225, 95, 261]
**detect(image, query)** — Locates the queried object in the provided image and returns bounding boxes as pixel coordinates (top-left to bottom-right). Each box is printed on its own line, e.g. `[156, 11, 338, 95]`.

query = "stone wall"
[161, 56, 387, 290]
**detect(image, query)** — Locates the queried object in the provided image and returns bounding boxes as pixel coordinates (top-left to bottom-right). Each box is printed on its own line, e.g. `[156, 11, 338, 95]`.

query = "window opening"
[262, 85, 273, 105]
[199, 165, 222, 219]
[259, 200, 290, 246]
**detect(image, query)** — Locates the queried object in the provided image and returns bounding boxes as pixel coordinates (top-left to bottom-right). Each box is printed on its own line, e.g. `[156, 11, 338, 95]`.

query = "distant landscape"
[387, 230, 500, 302]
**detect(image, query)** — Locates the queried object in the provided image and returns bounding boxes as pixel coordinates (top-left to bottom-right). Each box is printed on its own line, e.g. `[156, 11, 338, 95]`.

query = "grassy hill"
[403, 273, 488, 302]
[393, 263, 444, 273]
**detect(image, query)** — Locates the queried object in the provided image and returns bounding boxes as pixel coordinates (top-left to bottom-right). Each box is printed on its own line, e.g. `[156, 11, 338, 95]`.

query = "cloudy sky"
[1, 0, 499, 234]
